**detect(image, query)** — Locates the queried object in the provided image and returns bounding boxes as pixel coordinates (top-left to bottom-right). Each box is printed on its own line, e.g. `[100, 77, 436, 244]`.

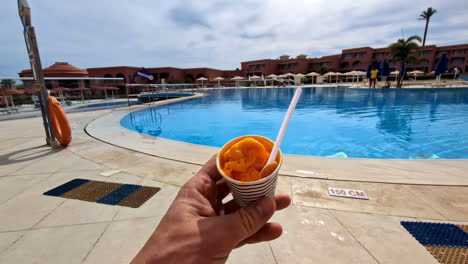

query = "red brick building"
[242, 43, 468, 77]
[19, 43, 468, 86]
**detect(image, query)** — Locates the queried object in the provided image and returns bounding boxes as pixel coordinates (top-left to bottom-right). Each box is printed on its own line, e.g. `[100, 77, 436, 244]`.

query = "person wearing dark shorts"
[369, 67, 379, 88]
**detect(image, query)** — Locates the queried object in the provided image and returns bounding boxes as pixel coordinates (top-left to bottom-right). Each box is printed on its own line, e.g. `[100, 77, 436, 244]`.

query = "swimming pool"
[120, 87, 468, 159]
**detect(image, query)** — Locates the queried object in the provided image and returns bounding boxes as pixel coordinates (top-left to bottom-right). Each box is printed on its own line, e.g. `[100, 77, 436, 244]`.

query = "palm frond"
[407, 35, 422, 43]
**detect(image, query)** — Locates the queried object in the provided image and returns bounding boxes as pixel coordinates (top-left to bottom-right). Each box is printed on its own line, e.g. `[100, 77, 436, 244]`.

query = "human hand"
[131, 155, 291, 264]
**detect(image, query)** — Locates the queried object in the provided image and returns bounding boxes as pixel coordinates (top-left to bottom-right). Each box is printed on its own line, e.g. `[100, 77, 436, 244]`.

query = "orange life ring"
[48, 96, 72, 146]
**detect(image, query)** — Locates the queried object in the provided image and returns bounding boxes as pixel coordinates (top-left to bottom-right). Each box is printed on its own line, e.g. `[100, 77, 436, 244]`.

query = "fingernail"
[255, 197, 274, 217]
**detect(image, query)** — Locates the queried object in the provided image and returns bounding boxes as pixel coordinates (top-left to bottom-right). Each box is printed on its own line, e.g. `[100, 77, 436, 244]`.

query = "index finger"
[197, 154, 223, 182]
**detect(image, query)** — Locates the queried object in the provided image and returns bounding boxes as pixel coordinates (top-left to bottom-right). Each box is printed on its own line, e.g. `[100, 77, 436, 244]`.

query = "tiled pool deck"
[0, 95, 467, 264]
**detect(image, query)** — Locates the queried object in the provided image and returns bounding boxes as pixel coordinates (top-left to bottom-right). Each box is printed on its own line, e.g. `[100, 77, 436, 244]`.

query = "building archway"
[185, 74, 195, 82]
[103, 73, 113, 84]
[196, 73, 205, 79]
[151, 74, 159, 82]
[352, 61, 362, 68]
[115, 73, 126, 83]
[340, 62, 350, 69]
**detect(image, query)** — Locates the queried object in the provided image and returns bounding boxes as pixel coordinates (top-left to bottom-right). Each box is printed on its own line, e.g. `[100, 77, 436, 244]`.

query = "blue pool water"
[120, 87, 468, 159]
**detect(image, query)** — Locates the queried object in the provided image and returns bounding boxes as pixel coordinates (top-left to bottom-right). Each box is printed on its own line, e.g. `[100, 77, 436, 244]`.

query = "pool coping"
[85, 92, 468, 186]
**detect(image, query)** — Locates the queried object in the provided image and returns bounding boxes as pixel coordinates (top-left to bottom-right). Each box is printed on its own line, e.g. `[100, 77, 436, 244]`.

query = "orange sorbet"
[221, 137, 270, 182]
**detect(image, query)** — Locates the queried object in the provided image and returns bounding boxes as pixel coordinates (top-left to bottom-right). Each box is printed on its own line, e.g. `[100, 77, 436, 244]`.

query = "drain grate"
[401, 222, 468, 264]
[426, 246, 468, 264]
[44, 179, 161, 208]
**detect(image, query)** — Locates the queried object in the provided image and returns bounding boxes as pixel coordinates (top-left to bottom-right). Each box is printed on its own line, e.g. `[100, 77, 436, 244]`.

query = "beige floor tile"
[0, 223, 108, 264]
[113, 179, 179, 221]
[0, 138, 50, 161]
[36, 171, 143, 228]
[0, 144, 54, 176]
[0, 116, 44, 135]
[276, 175, 292, 197]
[270, 206, 378, 264]
[0, 161, 31, 177]
[410, 185, 468, 221]
[0, 137, 41, 152]
[228, 242, 276, 264]
[291, 178, 446, 219]
[49, 170, 143, 185]
[82, 217, 158, 264]
[0, 231, 25, 254]
[0, 191, 64, 232]
[35, 199, 120, 228]
[332, 210, 439, 264]
[0, 174, 51, 204]
[281, 154, 468, 185]
[12, 150, 105, 175]
[0, 171, 90, 232]
[97, 151, 199, 187]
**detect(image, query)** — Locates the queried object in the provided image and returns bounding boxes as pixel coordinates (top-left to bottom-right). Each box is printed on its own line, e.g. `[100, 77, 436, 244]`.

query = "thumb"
[221, 197, 276, 243]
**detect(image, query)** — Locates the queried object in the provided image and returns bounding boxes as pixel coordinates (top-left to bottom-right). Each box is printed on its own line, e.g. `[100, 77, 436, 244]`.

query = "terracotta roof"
[20, 62, 88, 77]
[44, 62, 88, 76]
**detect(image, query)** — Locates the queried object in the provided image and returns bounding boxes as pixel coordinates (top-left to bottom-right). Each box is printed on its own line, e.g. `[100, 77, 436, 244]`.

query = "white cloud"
[0, 0, 467, 76]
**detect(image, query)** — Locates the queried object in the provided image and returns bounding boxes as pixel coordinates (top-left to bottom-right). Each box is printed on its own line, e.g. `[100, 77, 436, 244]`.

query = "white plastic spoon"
[260, 87, 302, 178]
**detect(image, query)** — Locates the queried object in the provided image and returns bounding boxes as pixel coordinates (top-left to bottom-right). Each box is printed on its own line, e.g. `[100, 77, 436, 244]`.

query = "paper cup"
[217, 135, 283, 207]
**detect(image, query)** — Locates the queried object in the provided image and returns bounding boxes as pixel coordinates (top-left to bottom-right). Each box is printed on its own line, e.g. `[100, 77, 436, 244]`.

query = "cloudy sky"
[1, 0, 467, 76]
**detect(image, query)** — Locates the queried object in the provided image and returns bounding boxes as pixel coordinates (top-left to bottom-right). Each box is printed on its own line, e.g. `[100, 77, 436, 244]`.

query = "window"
[437, 51, 448, 57]
[321, 62, 330, 67]
[309, 63, 319, 69]
[375, 53, 384, 59]
[418, 60, 429, 66]
[343, 54, 353, 60]
[340, 62, 350, 68]
[454, 49, 465, 56]
[420, 51, 431, 57]
[451, 58, 464, 65]
[288, 63, 297, 70]
[355, 52, 365, 58]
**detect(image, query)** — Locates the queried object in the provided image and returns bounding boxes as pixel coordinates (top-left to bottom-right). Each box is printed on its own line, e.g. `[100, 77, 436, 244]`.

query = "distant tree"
[419, 7, 437, 46]
[387, 35, 422, 88]
[297, 54, 308, 58]
[0, 79, 15, 89]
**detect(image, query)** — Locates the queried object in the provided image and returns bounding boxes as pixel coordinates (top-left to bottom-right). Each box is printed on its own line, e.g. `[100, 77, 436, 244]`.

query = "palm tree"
[0, 79, 15, 89]
[387, 35, 422, 88]
[419, 7, 437, 46]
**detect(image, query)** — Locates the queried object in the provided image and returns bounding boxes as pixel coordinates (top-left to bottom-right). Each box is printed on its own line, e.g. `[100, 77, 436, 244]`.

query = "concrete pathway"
[0, 108, 466, 264]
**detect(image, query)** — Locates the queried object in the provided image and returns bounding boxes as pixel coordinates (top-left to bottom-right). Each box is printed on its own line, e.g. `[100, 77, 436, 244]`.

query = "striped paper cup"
[217, 135, 283, 207]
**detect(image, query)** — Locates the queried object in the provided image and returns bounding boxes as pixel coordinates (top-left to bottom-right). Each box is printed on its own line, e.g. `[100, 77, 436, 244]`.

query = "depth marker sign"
[328, 187, 369, 200]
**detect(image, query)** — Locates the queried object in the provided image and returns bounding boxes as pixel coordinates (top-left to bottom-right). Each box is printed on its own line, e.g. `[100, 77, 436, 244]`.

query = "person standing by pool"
[369, 67, 379, 88]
